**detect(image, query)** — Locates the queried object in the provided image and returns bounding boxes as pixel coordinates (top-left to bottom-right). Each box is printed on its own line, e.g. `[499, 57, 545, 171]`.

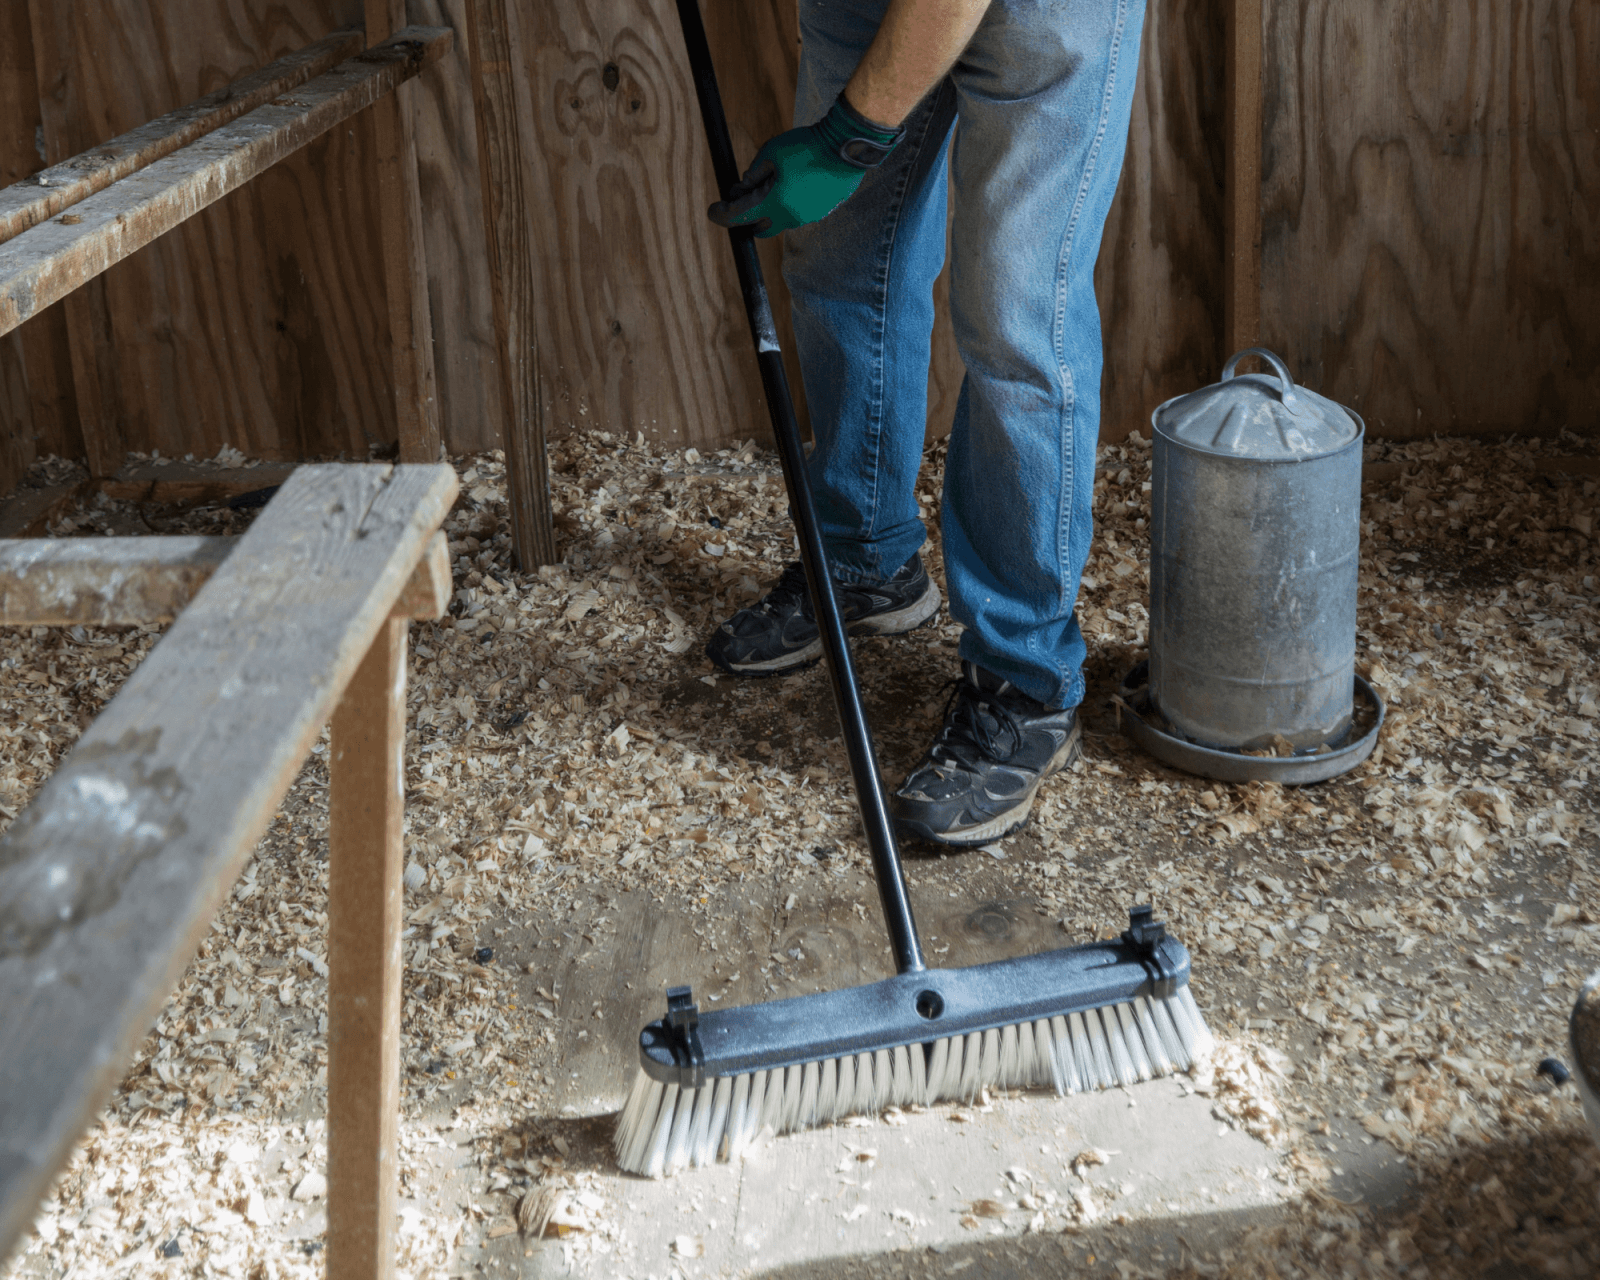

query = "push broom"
[615, 0, 1214, 1178]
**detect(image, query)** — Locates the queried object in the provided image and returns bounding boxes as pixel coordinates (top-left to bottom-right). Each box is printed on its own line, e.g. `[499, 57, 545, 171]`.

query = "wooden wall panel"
[407, 0, 505, 456]
[1260, 1, 1600, 438]
[0, 2, 81, 482]
[1096, 0, 1227, 441]
[519, 0, 802, 451]
[25, 1, 398, 466]
[931, 1, 1229, 445]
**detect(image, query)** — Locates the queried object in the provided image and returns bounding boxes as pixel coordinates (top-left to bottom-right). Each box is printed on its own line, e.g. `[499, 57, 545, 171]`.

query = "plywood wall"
[1259, 0, 1600, 438]
[1096, 0, 1227, 441]
[0, 0, 1593, 480]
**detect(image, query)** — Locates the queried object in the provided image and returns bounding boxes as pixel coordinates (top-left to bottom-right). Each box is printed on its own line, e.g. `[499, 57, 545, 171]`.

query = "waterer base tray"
[1116, 662, 1385, 785]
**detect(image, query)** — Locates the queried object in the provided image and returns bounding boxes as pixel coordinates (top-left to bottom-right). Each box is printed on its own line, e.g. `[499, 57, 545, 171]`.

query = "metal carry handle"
[1221, 347, 1301, 411]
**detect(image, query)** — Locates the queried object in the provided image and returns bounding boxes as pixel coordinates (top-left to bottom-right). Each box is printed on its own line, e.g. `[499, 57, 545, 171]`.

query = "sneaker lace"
[758, 561, 811, 616]
[929, 678, 1027, 772]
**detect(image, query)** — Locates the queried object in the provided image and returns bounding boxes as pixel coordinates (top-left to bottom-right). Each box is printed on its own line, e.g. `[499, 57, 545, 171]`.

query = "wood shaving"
[0, 428, 1596, 1277]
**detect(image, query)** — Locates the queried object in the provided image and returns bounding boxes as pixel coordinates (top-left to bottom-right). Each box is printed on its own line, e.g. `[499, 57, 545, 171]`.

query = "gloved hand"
[709, 94, 905, 238]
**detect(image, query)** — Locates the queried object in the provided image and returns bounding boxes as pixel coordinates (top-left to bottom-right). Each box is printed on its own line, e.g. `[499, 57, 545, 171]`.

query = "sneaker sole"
[892, 722, 1083, 849]
[708, 576, 942, 677]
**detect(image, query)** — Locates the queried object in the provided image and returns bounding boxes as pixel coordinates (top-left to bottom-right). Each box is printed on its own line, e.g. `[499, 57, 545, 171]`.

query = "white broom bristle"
[614, 989, 1215, 1177]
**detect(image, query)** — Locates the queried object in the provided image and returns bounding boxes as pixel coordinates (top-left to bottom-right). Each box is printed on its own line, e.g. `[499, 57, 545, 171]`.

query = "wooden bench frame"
[0, 463, 459, 1278]
[0, 23, 488, 1278]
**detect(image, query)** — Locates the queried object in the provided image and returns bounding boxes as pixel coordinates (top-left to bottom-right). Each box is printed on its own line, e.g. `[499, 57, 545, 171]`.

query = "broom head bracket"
[665, 986, 707, 1090]
[1122, 905, 1181, 998]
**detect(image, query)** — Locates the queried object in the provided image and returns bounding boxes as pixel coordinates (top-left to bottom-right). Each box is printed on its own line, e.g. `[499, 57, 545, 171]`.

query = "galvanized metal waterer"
[1118, 348, 1385, 784]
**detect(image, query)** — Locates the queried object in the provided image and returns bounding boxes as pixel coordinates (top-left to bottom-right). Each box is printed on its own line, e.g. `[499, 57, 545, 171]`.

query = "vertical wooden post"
[1223, 0, 1263, 357]
[327, 618, 407, 1280]
[366, 1, 443, 464]
[464, 0, 557, 569]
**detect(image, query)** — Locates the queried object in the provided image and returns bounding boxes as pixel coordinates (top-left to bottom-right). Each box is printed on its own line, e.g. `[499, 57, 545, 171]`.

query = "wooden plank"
[404, 0, 509, 459]
[0, 462, 457, 1261]
[22, 2, 396, 468]
[390, 530, 452, 620]
[0, 29, 364, 248]
[0, 536, 234, 626]
[98, 462, 298, 507]
[0, 26, 453, 341]
[327, 617, 407, 1280]
[1259, 1, 1600, 437]
[366, 2, 443, 465]
[0, 527, 450, 628]
[0, 1, 49, 488]
[517, 0, 790, 452]
[464, 0, 556, 567]
[0, 480, 88, 540]
[21, 0, 118, 480]
[1095, 0, 1227, 440]
[1223, 0, 1262, 357]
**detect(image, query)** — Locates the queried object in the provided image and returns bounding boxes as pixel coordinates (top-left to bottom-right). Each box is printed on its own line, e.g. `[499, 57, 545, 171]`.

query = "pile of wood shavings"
[0, 428, 1596, 1277]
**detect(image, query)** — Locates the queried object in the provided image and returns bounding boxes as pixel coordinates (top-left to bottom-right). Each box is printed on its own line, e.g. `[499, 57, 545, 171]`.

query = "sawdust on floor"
[0, 428, 1596, 1278]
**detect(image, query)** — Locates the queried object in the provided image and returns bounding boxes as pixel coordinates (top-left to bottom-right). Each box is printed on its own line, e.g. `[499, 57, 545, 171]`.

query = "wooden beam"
[0, 529, 452, 628]
[0, 27, 453, 341]
[0, 536, 234, 626]
[389, 530, 452, 620]
[98, 462, 298, 508]
[0, 463, 457, 1262]
[465, 0, 557, 568]
[1223, 0, 1263, 357]
[0, 29, 363, 248]
[366, 3, 443, 465]
[0, 480, 90, 540]
[327, 617, 407, 1280]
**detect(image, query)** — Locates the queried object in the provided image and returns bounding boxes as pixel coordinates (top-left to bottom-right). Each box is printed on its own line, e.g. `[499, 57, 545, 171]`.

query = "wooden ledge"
[0, 528, 453, 628]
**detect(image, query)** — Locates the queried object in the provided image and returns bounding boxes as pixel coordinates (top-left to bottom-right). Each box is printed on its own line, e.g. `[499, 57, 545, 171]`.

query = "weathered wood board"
[1259, 0, 1600, 437]
[0, 463, 457, 1262]
[1095, 0, 1227, 441]
[0, 30, 454, 341]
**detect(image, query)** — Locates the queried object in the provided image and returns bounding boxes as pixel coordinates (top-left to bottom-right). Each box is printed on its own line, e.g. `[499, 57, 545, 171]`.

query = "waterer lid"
[1152, 348, 1362, 461]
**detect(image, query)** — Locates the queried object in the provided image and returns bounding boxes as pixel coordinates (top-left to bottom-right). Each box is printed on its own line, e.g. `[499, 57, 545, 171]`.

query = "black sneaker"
[890, 661, 1081, 847]
[706, 553, 941, 676]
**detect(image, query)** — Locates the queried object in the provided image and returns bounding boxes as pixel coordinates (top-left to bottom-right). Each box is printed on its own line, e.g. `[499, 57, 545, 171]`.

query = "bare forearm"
[843, 0, 991, 128]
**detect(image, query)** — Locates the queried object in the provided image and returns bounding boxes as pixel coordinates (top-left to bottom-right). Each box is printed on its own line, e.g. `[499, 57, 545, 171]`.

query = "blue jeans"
[784, 0, 1147, 710]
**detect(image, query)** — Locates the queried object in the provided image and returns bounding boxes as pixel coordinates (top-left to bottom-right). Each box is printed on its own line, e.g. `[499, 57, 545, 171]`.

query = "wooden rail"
[0, 29, 364, 247]
[0, 27, 451, 343]
[0, 463, 458, 1277]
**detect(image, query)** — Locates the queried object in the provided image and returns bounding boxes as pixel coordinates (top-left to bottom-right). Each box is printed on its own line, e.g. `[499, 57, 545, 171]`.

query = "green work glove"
[709, 94, 905, 238]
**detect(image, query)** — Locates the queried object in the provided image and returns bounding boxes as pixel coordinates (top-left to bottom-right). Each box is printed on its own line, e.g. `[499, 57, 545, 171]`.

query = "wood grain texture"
[519, 0, 799, 451]
[466, 0, 557, 567]
[0, 526, 447, 626]
[0, 30, 363, 247]
[367, 2, 443, 464]
[0, 535, 235, 626]
[404, 0, 506, 457]
[0, 462, 457, 1262]
[1224, 0, 1263, 355]
[0, 29, 454, 339]
[327, 617, 407, 1280]
[0, 2, 75, 486]
[1095, 0, 1227, 440]
[1259, 0, 1600, 438]
[21, 0, 396, 466]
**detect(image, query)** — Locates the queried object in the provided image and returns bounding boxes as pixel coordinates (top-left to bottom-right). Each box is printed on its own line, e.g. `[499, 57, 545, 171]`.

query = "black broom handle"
[675, 0, 925, 977]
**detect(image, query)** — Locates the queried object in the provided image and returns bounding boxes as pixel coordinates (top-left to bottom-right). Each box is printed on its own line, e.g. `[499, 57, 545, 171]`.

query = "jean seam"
[1044, 0, 1130, 706]
[860, 90, 950, 577]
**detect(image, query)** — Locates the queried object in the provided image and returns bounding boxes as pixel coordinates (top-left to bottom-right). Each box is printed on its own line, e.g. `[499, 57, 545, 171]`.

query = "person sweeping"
[615, 0, 1209, 1178]
[703, 0, 1147, 848]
